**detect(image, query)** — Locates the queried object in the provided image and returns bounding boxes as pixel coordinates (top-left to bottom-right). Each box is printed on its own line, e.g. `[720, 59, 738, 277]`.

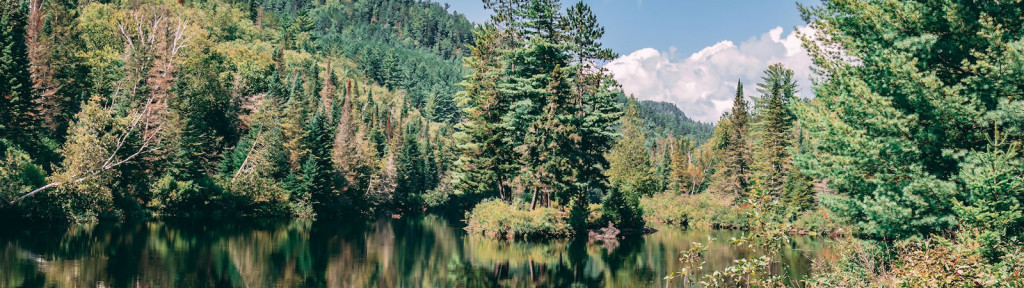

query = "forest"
[1, 0, 1022, 286]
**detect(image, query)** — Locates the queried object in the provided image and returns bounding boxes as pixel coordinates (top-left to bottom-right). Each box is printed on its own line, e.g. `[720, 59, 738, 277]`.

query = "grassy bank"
[639, 192, 843, 236]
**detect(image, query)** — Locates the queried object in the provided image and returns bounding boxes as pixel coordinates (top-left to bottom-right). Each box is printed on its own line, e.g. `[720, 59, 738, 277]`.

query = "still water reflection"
[0, 216, 831, 287]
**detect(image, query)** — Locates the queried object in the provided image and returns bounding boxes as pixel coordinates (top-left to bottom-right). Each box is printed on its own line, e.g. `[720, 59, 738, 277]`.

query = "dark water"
[0, 215, 832, 287]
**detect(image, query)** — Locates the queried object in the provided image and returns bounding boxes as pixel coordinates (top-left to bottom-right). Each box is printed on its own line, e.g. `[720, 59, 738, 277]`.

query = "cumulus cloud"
[605, 26, 815, 123]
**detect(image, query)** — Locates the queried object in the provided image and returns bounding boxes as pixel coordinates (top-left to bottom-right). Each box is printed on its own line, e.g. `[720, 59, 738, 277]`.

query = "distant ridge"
[635, 100, 714, 144]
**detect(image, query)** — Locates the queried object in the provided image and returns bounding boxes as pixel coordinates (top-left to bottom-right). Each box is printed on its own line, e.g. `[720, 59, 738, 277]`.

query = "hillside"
[635, 100, 714, 144]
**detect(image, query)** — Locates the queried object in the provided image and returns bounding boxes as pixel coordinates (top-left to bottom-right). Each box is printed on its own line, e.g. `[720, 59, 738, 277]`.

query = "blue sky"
[441, 0, 821, 122]
[442, 0, 817, 56]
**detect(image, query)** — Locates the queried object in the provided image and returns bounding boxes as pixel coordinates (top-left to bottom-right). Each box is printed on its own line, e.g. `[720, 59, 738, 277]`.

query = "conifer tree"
[1, 0, 40, 151]
[718, 80, 751, 198]
[27, 0, 88, 141]
[396, 119, 425, 210]
[752, 63, 797, 200]
[453, 25, 507, 200]
[668, 136, 692, 194]
[799, 0, 1024, 239]
[562, 1, 615, 97]
[303, 108, 341, 213]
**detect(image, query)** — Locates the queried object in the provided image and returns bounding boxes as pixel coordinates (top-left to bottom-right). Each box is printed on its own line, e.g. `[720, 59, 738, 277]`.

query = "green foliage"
[0, 0, 40, 153]
[634, 100, 714, 144]
[953, 140, 1024, 260]
[607, 98, 657, 198]
[303, 109, 342, 214]
[307, 0, 473, 123]
[601, 98, 653, 230]
[30, 96, 123, 221]
[453, 0, 622, 236]
[751, 63, 797, 201]
[640, 193, 749, 230]
[148, 173, 207, 215]
[714, 81, 752, 198]
[0, 142, 46, 206]
[597, 187, 644, 231]
[464, 198, 572, 239]
[798, 0, 1024, 240]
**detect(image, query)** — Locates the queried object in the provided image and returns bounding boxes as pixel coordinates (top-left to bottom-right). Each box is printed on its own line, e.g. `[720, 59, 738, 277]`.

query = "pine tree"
[562, 1, 615, 97]
[751, 63, 797, 201]
[717, 80, 751, 198]
[453, 25, 506, 200]
[396, 119, 425, 210]
[799, 0, 1024, 239]
[304, 108, 341, 214]
[1, 0, 40, 151]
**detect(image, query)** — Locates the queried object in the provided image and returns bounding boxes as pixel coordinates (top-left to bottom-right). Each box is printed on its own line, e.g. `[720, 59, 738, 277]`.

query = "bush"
[0, 143, 45, 205]
[598, 187, 645, 231]
[640, 192, 748, 229]
[792, 207, 843, 236]
[889, 229, 1024, 286]
[148, 174, 219, 216]
[464, 198, 572, 239]
[805, 237, 888, 287]
[807, 228, 1024, 287]
[223, 175, 291, 217]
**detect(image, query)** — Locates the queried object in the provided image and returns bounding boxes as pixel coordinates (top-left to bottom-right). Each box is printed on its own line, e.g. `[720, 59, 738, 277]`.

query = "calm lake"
[0, 215, 833, 287]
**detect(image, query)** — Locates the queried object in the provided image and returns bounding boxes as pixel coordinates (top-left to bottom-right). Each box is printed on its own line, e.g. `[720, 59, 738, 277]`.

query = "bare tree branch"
[9, 97, 162, 206]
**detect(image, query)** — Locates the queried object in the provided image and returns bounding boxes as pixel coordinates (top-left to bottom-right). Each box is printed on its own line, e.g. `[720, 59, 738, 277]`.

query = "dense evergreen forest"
[1, 0, 1023, 286]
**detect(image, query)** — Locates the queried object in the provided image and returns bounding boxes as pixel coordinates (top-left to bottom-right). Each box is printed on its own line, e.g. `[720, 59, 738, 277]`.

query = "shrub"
[0, 143, 45, 206]
[640, 192, 747, 229]
[805, 237, 888, 287]
[791, 207, 843, 236]
[807, 228, 1024, 287]
[889, 229, 1024, 286]
[223, 175, 291, 217]
[464, 198, 572, 239]
[598, 187, 645, 231]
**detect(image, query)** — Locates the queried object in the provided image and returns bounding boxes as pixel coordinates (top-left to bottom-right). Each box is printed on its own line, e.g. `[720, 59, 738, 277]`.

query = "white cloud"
[605, 26, 815, 123]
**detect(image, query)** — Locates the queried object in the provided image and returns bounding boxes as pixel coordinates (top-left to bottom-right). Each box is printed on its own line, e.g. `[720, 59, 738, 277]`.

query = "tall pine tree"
[716, 80, 751, 198]
[1, 0, 40, 152]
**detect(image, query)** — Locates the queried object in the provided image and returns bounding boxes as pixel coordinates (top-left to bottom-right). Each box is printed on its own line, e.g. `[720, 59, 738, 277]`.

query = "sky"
[441, 0, 821, 123]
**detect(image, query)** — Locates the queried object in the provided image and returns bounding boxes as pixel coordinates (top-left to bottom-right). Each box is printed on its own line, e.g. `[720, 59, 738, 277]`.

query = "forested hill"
[634, 100, 714, 144]
[268, 0, 476, 123]
[0, 0, 477, 220]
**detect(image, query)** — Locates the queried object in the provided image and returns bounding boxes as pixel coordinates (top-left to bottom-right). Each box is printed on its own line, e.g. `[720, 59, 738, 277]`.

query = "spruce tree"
[304, 108, 341, 214]
[453, 25, 506, 200]
[718, 80, 751, 198]
[1, 0, 39, 151]
[752, 63, 797, 201]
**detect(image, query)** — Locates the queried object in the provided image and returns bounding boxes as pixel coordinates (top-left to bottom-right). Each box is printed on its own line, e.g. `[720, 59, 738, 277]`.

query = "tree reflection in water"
[0, 216, 832, 287]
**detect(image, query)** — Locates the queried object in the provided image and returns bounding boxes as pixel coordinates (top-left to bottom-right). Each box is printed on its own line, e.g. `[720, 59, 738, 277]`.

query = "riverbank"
[639, 192, 845, 237]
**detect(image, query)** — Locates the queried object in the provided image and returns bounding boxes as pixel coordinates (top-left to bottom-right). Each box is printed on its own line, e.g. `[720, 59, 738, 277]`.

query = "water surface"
[0, 216, 831, 287]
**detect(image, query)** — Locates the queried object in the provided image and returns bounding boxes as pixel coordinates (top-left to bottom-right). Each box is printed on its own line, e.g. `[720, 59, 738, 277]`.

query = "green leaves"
[799, 0, 1024, 240]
